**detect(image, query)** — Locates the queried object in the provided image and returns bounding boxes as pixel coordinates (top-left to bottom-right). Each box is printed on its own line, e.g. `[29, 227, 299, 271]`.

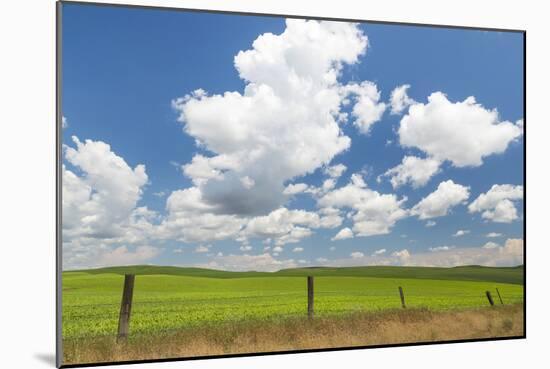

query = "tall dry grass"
[63, 304, 523, 365]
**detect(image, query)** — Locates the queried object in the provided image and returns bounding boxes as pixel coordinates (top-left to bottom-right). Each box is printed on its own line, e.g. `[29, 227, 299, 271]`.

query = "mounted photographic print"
[57, 1, 525, 367]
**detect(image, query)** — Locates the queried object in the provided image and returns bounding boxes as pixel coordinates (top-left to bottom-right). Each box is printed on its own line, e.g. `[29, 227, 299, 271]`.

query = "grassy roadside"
[63, 304, 524, 365]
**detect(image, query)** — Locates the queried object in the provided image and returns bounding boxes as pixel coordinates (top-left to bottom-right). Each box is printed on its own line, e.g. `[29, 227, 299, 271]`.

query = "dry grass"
[63, 304, 524, 365]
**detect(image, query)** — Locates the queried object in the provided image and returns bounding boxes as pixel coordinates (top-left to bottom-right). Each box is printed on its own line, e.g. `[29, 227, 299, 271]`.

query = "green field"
[62, 265, 524, 340]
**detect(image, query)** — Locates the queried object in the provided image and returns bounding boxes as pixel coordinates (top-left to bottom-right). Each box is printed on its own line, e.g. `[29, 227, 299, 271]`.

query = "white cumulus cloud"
[317, 239, 523, 268]
[283, 183, 309, 195]
[324, 163, 347, 178]
[62, 137, 158, 269]
[482, 241, 500, 249]
[96, 246, 160, 267]
[390, 84, 416, 115]
[331, 227, 354, 241]
[171, 19, 377, 218]
[468, 184, 523, 223]
[241, 207, 339, 247]
[198, 253, 298, 272]
[412, 180, 470, 219]
[398, 92, 522, 167]
[319, 173, 408, 236]
[381, 155, 441, 189]
[453, 229, 470, 237]
[341, 81, 386, 134]
[391, 249, 411, 263]
[195, 244, 211, 253]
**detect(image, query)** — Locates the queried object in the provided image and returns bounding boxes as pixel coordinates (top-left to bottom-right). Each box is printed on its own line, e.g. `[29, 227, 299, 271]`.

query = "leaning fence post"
[485, 290, 495, 306]
[495, 288, 504, 305]
[117, 274, 135, 342]
[307, 276, 314, 319]
[398, 286, 406, 308]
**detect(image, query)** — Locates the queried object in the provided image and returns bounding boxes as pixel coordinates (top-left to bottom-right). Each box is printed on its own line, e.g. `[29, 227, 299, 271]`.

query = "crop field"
[62, 265, 524, 340]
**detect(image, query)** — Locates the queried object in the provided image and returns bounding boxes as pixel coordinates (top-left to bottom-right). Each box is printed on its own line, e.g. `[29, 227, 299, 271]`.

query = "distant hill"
[64, 264, 524, 285]
[275, 265, 524, 285]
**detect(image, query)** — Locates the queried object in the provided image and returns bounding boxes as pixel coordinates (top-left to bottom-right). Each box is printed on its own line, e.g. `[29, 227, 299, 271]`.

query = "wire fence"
[62, 275, 523, 341]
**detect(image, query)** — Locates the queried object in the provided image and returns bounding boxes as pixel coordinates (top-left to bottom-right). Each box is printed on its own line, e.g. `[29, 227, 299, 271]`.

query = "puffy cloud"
[331, 227, 354, 241]
[194, 245, 211, 253]
[453, 229, 470, 237]
[158, 188, 245, 243]
[411, 180, 470, 219]
[317, 207, 344, 229]
[398, 92, 523, 167]
[96, 246, 160, 266]
[429, 246, 454, 252]
[62, 137, 158, 269]
[322, 178, 337, 192]
[391, 249, 411, 263]
[500, 238, 523, 261]
[283, 183, 309, 195]
[234, 19, 368, 95]
[318, 238, 523, 267]
[244, 208, 318, 236]
[169, 18, 394, 240]
[390, 84, 416, 115]
[417, 239, 523, 266]
[181, 154, 239, 186]
[482, 242, 499, 249]
[324, 163, 347, 178]
[171, 20, 378, 217]
[272, 246, 284, 253]
[241, 207, 339, 247]
[319, 174, 408, 236]
[62, 116, 68, 129]
[198, 253, 298, 272]
[292, 247, 304, 253]
[486, 232, 503, 238]
[341, 81, 386, 134]
[350, 251, 365, 259]
[381, 155, 441, 189]
[468, 184, 523, 223]
[373, 248, 386, 255]
[425, 221, 437, 227]
[63, 137, 148, 236]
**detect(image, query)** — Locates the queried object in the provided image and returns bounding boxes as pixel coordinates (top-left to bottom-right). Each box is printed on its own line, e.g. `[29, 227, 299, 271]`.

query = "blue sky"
[61, 3, 524, 271]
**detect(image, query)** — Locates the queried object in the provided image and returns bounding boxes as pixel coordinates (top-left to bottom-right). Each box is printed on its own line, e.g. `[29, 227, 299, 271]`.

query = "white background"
[0, 0, 548, 368]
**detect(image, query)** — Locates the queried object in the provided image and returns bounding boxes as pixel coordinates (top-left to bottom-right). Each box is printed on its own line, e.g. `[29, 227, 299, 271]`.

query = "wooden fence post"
[485, 290, 495, 306]
[398, 286, 406, 308]
[117, 274, 135, 342]
[495, 288, 504, 305]
[307, 276, 314, 319]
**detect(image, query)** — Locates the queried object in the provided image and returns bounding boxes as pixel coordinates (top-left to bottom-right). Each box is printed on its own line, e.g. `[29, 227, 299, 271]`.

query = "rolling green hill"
[64, 264, 524, 285]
